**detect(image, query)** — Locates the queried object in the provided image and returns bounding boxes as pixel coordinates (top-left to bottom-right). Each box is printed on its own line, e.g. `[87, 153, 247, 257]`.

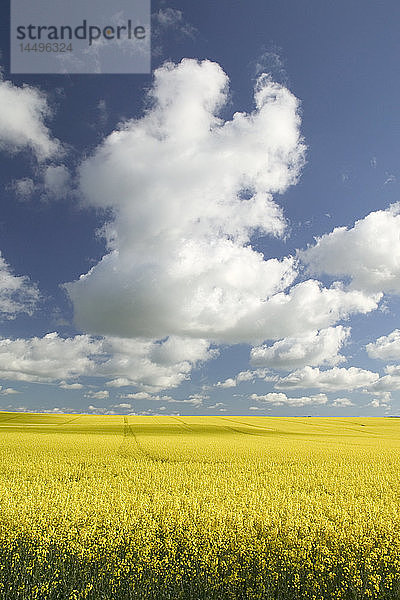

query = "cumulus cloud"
[0, 74, 60, 160]
[225, 281, 376, 344]
[300, 203, 400, 294]
[250, 391, 328, 407]
[366, 330, 400, 361]
[0, 254, 39, 319]
[354, 364, 400, 395]
[0, 332, 212, 391]
[331, 397, 354, 407]
[43, 407, 65, 414]
[59, 381, 84, 390]
[65, 58, 310, 344]
[85, 390, 109, 400]
[100, 336, 215, 391]
[368, 398, 390, 409]
[0, 387, 20, 395]
[367, 369, 400, 393]
[0, 333, 215, 392]
[385, 365, 400, 375]
[250, 326, 350, 370]
[120, 392, 204, 406]
[148, 336, 217, 365]
[216, 378, 237, 389]
[216, 368, 270, 388]
[172, 397, 203, 406]
[48, 57, 386, 399]
[120, 392, 174, 403]
[119, 391, 151, 400]
[276, 366, 379, 391]
[0, 333, 102, 382]
[208, 402, 227, 410]
[87, 405, 105, 413]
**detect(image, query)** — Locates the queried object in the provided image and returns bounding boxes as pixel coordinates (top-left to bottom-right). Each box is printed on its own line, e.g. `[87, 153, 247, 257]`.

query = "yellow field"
[0, 413, 400, 599]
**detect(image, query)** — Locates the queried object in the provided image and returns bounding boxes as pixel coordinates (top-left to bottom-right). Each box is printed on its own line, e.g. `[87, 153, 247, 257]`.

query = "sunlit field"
[1, 413, 400, 599]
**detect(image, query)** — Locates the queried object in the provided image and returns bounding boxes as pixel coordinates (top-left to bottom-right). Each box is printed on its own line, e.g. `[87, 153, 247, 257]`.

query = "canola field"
[0, 413, 400, 599]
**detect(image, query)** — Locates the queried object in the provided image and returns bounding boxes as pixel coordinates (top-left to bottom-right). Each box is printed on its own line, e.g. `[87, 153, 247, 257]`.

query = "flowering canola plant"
[0, 413, 399, 599]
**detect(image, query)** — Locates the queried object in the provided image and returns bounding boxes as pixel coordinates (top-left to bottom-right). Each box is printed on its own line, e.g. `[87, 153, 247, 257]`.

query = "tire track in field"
[118, 417, 246, 465]
[57, 416, 82, 426]
[0, 413, 28, 424]
[0, 415, 82, 428]
[120, 416, 165, 462]
[218, 417, 272, 436]
[220, 417, 274, 433]
[120, 417, 217, 464]
[170, 416, 193, 432]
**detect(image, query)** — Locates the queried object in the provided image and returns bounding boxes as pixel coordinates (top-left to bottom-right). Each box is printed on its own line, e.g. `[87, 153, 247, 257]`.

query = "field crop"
[0, 413, 400, 599]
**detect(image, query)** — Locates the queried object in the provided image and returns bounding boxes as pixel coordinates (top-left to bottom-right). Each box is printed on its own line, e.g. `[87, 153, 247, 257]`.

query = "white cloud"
[114, 402, 131, 409]
[107, 378, 133, 388]
[85, 390, 109, 400]
[120, 392, 175, 403]
[148, 336, 217, 365]
[0, 333, 214, 391]
[59, 381, 84, 390]
[0, 333, 102, 382]
[384, 175, 396, 186]
[99, 336, 215, 391]
[119, 391, 151, 400]
[0, 387, 20, 395]
[331, 397, 354, 407]
[250, 391, 328, 407]
[276, 366, 379, 391]
[0, 253, 39, 319]
[66, 59, 308, 344]
[367, 372, 400, 392]
[216, 378, 237, 388]
[63, 60, 382, 348]
[365, 390, 391, 402]
[208, 402, 227, 410]
[253, 50, 287, 82]
[188, 393, 208, 404]
[250, 326, 350, 369]
[87, 405, 104, 413]
[0, 74, 60, 160]
[171, 397, 203, 406]
[43, 165, 71, 199]
[366, 330, 400, 361]
[235, 281, 377, 343]
[118, 393, 203, 406]
[236, 369, 269, 383]
[300, 203, 400, 294]
[338, 350, 400, 396]
[368, 398, 390, 409]
[216, 368, 269, 388]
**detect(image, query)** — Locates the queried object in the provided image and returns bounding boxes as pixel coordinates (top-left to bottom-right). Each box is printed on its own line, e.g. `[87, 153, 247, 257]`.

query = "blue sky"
[1, 0, 400, 416]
